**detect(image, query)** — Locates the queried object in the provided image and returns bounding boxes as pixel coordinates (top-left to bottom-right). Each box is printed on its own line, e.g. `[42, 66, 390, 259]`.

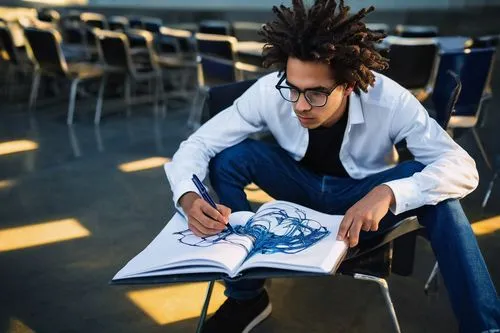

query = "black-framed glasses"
[275, 75, 341, 107]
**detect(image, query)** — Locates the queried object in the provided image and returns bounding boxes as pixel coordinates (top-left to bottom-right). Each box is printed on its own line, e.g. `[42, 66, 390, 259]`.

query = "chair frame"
[108, 16, 129, 32]
[93, 28, 164, 124]
[24, 26, 103, 124]
[199, 20, 232, 36]
[80, 12, 108, 30]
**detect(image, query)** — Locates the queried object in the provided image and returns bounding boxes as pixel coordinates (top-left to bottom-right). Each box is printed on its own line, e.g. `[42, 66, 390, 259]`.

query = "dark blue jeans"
[208, 139, 500, 333]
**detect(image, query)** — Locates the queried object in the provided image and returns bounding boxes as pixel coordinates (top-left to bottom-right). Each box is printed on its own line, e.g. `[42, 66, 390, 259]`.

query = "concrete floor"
[0, 80, 499, 333]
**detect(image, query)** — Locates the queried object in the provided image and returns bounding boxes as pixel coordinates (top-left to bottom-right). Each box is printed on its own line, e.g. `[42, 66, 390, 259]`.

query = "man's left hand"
[337, 185, 395, 248]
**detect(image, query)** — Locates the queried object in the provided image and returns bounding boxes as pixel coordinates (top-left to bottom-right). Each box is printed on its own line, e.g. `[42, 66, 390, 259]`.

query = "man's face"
[285, 57, 351, 129]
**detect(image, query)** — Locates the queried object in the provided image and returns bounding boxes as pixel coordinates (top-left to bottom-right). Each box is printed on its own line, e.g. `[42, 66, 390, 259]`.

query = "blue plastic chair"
[431, 47, 495, 170]
[431, 70, 462, 130]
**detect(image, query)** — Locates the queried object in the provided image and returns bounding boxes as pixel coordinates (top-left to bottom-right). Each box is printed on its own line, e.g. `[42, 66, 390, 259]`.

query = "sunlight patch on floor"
[245, 183, 274, 204]
[126, 282, 226, 325]
[0, 219, 91, 252]
[118, 157, 171, 173]
[472, 215, 500, 236]
[0, 140, 38, 156]
[0, 179, 16, 190]
[7, 317, 35, 333]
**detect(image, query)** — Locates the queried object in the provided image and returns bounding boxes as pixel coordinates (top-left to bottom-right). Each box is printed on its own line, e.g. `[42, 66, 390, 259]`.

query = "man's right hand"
[179, 192, 231, 237]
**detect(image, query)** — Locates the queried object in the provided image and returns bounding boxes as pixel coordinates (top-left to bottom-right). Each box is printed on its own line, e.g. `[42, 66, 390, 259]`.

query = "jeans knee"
[210, 139, 253, 171]
[417, 199, 468, 229]
[209, 139, 260, 180]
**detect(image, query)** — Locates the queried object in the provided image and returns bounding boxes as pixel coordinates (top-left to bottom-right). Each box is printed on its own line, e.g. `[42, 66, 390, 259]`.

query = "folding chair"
[199, 20, 232, 36]
[232, 21, 263, 42]
[382, 36, 439, 102]
[93, 28, 164, 124]
[424, 48, 495, 290]
[188, 33, 270, 130]
[24, 26, 103, 124]
[108, 16, 129, 32]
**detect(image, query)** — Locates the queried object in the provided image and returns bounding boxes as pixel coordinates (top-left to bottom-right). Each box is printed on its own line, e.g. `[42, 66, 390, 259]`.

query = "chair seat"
[448, 115, 478, 128]
[101, 65, 127, 74]
[157, 55, 197, 69]
[67, 63, 103, 79]
[338, 216, 422, 278]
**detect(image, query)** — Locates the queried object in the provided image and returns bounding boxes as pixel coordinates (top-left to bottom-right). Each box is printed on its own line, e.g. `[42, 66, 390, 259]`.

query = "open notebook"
[113, 200, 348, 281]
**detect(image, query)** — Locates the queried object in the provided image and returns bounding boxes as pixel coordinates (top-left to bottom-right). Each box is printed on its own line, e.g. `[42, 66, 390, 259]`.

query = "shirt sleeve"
[164, 79, 267, 213]
[382, 90, 479, 215]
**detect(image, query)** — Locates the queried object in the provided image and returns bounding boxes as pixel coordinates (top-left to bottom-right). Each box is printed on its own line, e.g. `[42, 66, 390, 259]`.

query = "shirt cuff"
[383, 178, 423, 215]
[172, 179, 201, 219]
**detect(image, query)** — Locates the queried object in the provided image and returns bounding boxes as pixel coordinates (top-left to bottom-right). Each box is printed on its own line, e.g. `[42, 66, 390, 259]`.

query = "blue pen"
[192, 174, 234, 232]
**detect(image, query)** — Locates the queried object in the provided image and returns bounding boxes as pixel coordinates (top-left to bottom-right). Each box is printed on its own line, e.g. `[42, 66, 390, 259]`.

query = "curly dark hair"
[259, 0, 389, 93]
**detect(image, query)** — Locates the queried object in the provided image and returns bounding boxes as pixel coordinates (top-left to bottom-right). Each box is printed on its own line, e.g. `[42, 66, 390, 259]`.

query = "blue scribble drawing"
[174, 204, 329, 259]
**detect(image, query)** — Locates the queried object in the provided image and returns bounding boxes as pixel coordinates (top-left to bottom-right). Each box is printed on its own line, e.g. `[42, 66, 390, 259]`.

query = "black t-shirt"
[299, 110, 349, 177]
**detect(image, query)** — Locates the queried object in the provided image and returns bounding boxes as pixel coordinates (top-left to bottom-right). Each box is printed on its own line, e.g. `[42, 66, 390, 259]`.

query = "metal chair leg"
[472, 127, 492, 170]
[124, 75, 132, 117]
[482, 172, 497, 209]
[67, 125, 82, 158]
[67, 78, 81, 125]
[354, 273, 401, 333]
[424, 262, 440, 295]
[157, 75, 166, 118]
[196, 280, 215, 333]
[28, 72, 41, 112]
[94, 75, 108, 125]
[94, 125, 104, 152]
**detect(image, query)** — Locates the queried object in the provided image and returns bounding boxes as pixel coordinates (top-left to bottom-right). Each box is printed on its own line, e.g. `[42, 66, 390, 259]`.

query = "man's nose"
[295, 93, 311, 112]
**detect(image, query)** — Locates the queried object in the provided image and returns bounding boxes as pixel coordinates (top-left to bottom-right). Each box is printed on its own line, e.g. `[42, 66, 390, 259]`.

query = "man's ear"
[343, 83, 355, 97]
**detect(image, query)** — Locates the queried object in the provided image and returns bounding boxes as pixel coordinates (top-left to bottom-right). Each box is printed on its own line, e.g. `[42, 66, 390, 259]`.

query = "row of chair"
[0, 15, 271, 125]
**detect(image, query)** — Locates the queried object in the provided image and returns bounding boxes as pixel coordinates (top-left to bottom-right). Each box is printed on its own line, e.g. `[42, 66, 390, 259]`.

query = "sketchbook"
[113, 200, 348, 282]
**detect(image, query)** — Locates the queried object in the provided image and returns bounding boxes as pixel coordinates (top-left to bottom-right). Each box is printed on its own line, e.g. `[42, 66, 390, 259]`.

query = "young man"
[165, 0, 500, 332]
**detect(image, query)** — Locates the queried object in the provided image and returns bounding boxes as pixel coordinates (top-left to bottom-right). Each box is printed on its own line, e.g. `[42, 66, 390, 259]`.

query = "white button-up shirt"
[164, 72, 478, 215]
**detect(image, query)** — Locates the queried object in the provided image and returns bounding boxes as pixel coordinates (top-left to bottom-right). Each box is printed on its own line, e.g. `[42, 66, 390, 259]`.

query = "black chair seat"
[157, 55, 197, 69]
[67, 62, 103, 79]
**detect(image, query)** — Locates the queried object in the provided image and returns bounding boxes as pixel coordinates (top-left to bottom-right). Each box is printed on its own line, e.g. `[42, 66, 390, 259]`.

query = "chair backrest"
[108, 16, 129, 32]
[199, 20, 232, 36]
[232, 21, 262, 42]
[207, 79, 257, 119]
[80, 12, 108, 29]
[128, 17, 143, 29]
[433, 47, 495, 118]
[394, 25, 438, 38]
[141, 17, 162, 34]
[431, 70, 462, 129]
[126, 29, 160, 73]
[94, 28, 130, 71]
[466, 34, 500, 49]
[24, 26, 67, 75]
[196, 32, 240, 85]
[158, 27, 195, 57]
[37, 9, 60, 23]
[383, 36, 439, 90]
[0, 21, 20, 65]
[366, 23, 389, 34]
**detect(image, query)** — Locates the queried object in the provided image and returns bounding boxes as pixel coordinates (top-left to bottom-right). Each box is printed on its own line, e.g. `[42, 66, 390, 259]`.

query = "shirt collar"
[348, 93, 365, 125]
